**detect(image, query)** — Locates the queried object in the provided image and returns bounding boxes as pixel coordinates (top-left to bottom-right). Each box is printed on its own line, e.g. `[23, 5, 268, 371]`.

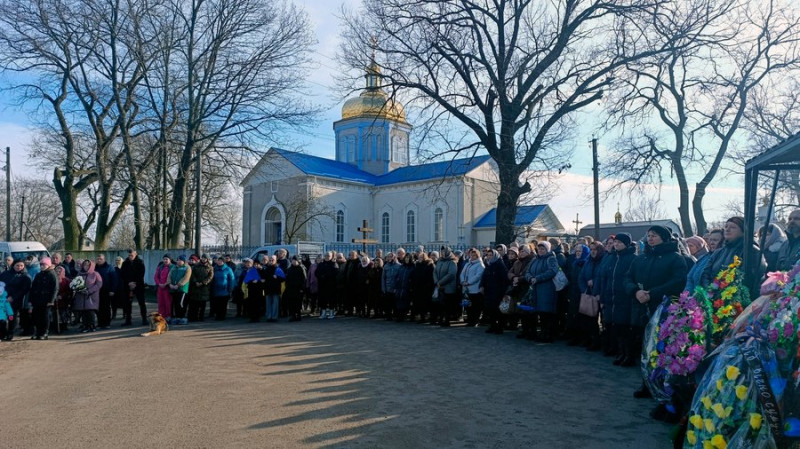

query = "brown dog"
[141, 312, 168, 337]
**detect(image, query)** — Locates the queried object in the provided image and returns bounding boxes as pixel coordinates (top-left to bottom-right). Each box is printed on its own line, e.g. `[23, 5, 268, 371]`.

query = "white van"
[0, 241, 51, 263]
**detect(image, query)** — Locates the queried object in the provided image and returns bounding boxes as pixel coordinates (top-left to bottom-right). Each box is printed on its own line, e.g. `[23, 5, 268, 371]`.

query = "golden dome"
[341, 62, 407, 122]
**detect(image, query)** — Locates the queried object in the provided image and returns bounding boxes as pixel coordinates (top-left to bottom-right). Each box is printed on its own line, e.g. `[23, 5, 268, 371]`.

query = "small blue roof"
[474, 205, 547, 228]
[272, 148, 491, 186]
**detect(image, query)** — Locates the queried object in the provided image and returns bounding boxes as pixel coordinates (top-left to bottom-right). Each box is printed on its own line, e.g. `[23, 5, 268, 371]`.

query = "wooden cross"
[352, 219, 378, 253]
[572, 213, 583, 235]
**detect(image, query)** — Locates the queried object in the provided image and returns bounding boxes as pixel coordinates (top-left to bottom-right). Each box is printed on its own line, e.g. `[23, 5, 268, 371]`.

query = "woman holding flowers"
[701, 217, 767, 297]
[625, 225, 689, 398]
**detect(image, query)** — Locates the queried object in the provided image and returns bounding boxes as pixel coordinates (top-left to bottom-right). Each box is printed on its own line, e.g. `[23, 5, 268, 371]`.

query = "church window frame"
[381, 212, 390, 243]
[406, 210, 416, 243]
[433, 207, 444, 242]
[335, 210, 345, 242]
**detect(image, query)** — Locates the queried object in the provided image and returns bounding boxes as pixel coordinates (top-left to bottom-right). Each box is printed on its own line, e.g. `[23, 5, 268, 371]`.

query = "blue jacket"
[212, 263, 235, 297]
[381, 261, 401, 294]
[0, 292, 13, 320]
[685, 250, 711, 295]
[525, 252, 559, 313]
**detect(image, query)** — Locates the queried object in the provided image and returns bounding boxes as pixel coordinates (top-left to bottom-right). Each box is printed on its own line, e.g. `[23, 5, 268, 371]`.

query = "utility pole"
[591, 138, 600, 241]
[194, 145, 202, 255]
[19, 195, 25, 240]
[5, 147, 10, 241]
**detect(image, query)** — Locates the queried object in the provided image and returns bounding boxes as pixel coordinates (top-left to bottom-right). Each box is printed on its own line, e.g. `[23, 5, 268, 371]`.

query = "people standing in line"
[28, 257, 58, 340]
[72, 259, 102, 333]
[188, 254, 213, 322]
[232, 258, 252, 318]
[524, 241, 560, 343]
[283, 256, 306, 322]
[0, 259, 31, 341]
[433, 247, 458, 327]
[460, 248, 485, 327]
[335, 253, 348, 316]
[626, 225, 689, 398]
[263, 255, 285, 322]
[154, 255, 173, 323]
[549, 238, 568, 337]
[409, 252, 434, 323]
[381, 252, 400, 321]
[93, 254, 115, 329]
[54, 265, 72, 332]
[393, 253, 414, 322]
[344, 250, 361, 317]
[599, 233, 637, 362]
[566, 244, 590, 345]
[120, 249, 147, 326]
[578, 241, 605, 350]
[315, 252, 338, 320]
[366, 257, 384, 318]
[777, 209, 800, 271]
[481, 248, 509, 334]
[210, 256, 235, 321]
[168, 255, 192, 325]
[110, 256, 125, 321]
[306, 255, 321, 316]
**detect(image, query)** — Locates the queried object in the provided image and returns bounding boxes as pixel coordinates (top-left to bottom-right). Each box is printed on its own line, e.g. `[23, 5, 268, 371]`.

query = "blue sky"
[0, 0, 744, 232]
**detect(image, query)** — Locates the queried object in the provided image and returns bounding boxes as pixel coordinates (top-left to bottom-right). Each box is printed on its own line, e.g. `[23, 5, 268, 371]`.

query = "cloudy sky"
[0, 0, 744, 232]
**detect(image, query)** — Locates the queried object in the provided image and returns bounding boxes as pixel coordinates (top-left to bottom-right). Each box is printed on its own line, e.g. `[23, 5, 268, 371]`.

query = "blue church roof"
[474, 205, 548, 228]
[273, 148, 491, 186]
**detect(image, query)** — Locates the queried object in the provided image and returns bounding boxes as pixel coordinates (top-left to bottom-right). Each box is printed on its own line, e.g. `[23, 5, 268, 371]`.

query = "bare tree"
[281, 195, 336, 244]
[603, 0, 800, 235]
[0, 176, 64, 247]
[623, 193, 669, 222]
[339, 0, 682, 244]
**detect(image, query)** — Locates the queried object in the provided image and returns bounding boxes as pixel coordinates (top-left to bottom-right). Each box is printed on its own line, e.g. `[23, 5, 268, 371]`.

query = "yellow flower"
[703, 441, 714, 449]
[717, 379, 724, 391]
[705, 418, 716, 433]
[690, 414, 704, 429]
[701, 396, 713, 409]
[735, 385, 748, 400]
[687, 430, 697, 445]
[712, 403, 727, 419]
[711, 434, 727, 449]
[726, 365, 740, 380]
[724, 406, 733, 418]
[750, 413, 762, 429]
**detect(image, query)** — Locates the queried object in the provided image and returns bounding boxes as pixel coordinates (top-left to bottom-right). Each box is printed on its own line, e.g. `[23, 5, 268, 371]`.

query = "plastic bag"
[642, 298, 671, 403]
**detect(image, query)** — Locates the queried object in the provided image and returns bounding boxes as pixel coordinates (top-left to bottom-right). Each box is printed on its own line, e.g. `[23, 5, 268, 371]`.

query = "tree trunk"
[52, 168, 81, 250]
[494, 162, 528, 245]
[673, 158, 693, 236]
[166, 140, 194, 248]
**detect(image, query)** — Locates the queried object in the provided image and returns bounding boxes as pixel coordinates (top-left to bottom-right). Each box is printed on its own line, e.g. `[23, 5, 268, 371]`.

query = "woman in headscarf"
[72, 259, 103, 333]
[507, 244, 533, 334]
[524, 241, 560, 343]
[566, 243, 590, 345]
[28, 258, 59, 339]
[433, 248, 458, 327]
[55, 265, 72, 332]
[684, 235, 711, 294]
[578, 241, 605, 350]
[700, 216, 766, 297]
[366, 256, 384, 318]
[283, 255, 307, 322]
[480, 249, 509, 334]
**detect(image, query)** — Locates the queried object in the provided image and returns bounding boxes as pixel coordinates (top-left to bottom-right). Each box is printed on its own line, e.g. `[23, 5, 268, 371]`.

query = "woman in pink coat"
[73, 259, 102, 333]
[154, 255, 173, 320]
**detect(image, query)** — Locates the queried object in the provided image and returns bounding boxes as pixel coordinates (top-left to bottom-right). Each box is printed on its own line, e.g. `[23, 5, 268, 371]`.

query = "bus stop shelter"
[743, 133, 800, 274]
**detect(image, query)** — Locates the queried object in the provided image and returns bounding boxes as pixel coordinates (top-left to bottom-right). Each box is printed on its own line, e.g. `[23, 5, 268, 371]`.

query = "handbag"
[553, 268, 568, 292]
[578, 291, 600, 317]
[499, 295, 516, 315]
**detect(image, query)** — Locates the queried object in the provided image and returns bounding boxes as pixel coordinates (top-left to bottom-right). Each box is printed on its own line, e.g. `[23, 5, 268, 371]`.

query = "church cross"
[352, 219, 378, 253]
[572, 213, 583, 235]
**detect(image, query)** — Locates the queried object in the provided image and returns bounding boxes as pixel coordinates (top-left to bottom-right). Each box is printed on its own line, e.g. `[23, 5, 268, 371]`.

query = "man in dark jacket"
[777, 209, 800, 271]
[28, 257, 58, 340]
[120, 249, 147, 326]
[94, 254, 116, 328]
[0, 260, 32, 340]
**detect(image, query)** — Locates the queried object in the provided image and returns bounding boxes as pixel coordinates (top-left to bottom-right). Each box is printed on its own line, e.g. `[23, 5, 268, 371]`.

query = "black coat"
[625, 241, 688, 327]
[480, 258, 509, 308]
[28, 268, 58, 308]
[409, 261, 434, 300]
[121, 256, 146, 294]
[315, 260, 338, 300]
[600, 246, 636, 326]
[0, 268, 32, 310]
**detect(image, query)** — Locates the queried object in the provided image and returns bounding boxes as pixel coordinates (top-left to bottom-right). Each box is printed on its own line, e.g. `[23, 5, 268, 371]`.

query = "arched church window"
[336, 210, 345, 242]
[264, 207, 282, 245]
[381, 212, 390, 243]
[434, 208, 444, 242]
[406, 210, 416, 243]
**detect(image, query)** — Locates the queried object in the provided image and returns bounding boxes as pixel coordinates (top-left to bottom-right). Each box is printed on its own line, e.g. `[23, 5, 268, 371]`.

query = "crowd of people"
[1, 211, 798, 381]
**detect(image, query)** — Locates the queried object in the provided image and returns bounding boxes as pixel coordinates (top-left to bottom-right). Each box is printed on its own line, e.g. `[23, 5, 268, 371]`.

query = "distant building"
[241, 62, 563, 247]
[578, 219, 683, 242]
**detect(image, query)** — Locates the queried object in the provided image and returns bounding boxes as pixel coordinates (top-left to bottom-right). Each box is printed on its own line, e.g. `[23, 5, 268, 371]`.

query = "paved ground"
[0, 316, 673, 449]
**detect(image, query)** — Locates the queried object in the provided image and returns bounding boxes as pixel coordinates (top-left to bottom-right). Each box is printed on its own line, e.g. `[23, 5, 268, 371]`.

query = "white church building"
[241, 64, 564, 247]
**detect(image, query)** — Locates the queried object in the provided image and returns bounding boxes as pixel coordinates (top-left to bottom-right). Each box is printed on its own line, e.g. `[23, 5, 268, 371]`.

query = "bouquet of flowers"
[685, 264, 800, 448]
[656, 290, 707, 376]
[700, 256, 750, 347]
[69, 276, 86, 293]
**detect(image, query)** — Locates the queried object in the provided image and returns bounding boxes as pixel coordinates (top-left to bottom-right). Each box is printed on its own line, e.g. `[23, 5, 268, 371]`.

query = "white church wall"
[310, 180, 373, 243]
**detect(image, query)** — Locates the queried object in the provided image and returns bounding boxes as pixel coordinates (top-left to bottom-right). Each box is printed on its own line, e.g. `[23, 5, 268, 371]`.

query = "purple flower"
[688, 344, 705, 359]
[769, 328, 780, 343]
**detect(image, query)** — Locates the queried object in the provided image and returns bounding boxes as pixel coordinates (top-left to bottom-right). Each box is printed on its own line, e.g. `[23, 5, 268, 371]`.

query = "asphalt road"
[0, 316, 673, 449]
